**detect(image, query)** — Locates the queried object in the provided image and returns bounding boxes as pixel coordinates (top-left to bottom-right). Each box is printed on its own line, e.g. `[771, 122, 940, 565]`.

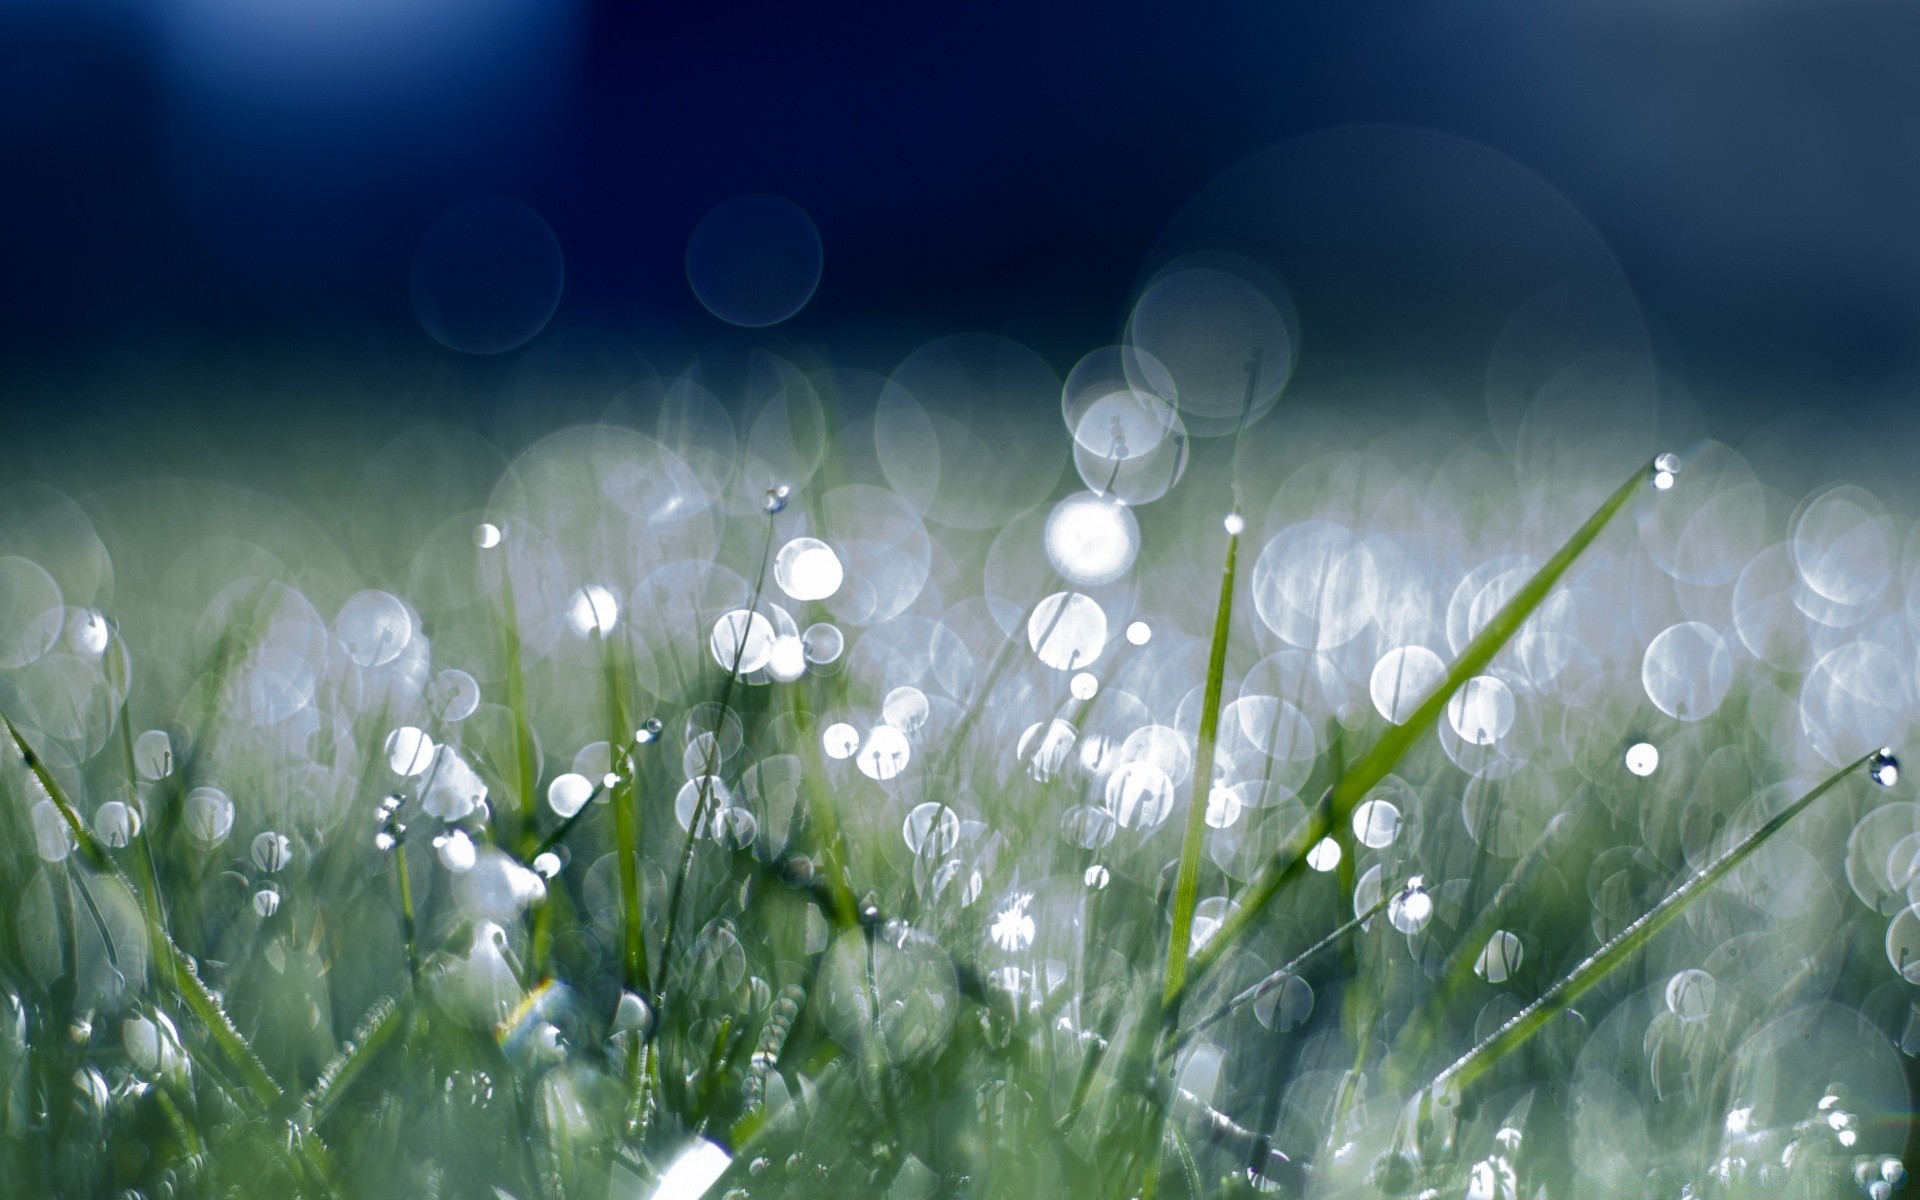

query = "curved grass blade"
[1429, 750, 1876, 1098]
[1173, 458, 1655, 1004]
[2, 710, 284, 1107]
[1164, 513, 1241, 1006]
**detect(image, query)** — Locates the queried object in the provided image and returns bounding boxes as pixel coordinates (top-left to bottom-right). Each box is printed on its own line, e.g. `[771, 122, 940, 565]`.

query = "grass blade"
[1173, 458, 1655, 1002]
[1164, 513, 1241, 1006]
[2, 710, 284, 1107]
[305, 994, 409, 1126]
[1429, 750, 1876, 1097]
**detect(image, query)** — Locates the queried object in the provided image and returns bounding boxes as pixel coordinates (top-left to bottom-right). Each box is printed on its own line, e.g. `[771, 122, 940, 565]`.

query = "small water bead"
[31, 799, 73, 862]
[1224, 512, 1246, 536]
[1085, 864, 1110, 889]
[773, 537, 844, 601]
[183, 787, 235, 849]
[68, 609, 109, 659]
[252, 885, 281, 919]
[386, 726, 435, 776]
[762, 484, 792, 514]
[133, 729, 174, 781]
[601, 772, 618, 790]
[1203, 784, 1242, 829]
[1872, 749, 1901, 787]
[474, 522, 504, 548]
[1351, 798, 1401, 849]
[426, 669, 481, 722]
[801, 622, 844, 665]
[335, 590, 413, 667]
[1475, 930, 1524, 984]
[1665, 968, 1716, 1022]
[434, 829, 477, 873]
[565, 585, 620, 637]
[1305, 837, 1341, 872]
[1651, 451, 1681, 491]
[882, 686, 930, 732]
[546, 773, 593, 820]
[856, 725, 911, 781]
[767, 635, 807, 681]
[710, 608, 776, 674]
[635, 717, 665, 744]
[612, 990, 653, 1037]
[94, 800, 140, 848]
[1126, 620, 1152, 646]
[822, 722, 860, 760]
[1070, 671, 1098, 700]
[1388, 878, 1432, 934]
[250, 831, 292, 873]
[1369, 645, 1446, 725]
[532, 851, 562, 879]
[1625, 741, 1660, 777]
[421, 746, 487, 821]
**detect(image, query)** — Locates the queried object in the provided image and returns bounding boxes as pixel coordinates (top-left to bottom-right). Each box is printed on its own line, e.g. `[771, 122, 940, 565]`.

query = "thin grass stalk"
[1430, 749, 1876, 1098]
[1172, 458, 1655, 1005]
[1163, 511, 1241, 1007]
[2, 710, 284, 1107]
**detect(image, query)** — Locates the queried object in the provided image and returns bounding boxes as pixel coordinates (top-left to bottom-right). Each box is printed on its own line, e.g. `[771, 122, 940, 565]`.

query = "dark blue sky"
[4, 0, 1920, 420]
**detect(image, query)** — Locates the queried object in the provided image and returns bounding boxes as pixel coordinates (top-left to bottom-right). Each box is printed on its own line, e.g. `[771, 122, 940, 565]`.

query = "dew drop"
[474, 522, 504, 549]
[1474, 930, 1523, 984]
[133, 729, 174, 781]
[1352, 798, 1401, 849]
[822, 722, 860, 760]
[1305, 837, 1341, 873]
[252, 885, 281, 919]
[1070, 671, 1098, 700]
[95, 800, 140, 848]
[1624, 741, 1660, 777]
[763, 484, 792, 514]
[1665, 968, 1716, 1022]
[250, 831, 292, 873]
[434, 829, 477, 873]
[774, 537, 844, 601]
[1651, 451, 1681, 490]
[565, 585, 620, 637]
[1872, 749, 1901, 788]
[1224, 512, 1246, 535]
[1126, 620, 1152, 646]
[184, 787, 235, 849]
[635, 717, 665, 744]
[547, 773, 594, 819]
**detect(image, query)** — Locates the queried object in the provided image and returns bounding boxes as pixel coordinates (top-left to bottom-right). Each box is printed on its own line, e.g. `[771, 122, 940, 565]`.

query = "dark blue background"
[4, 0, 1919, 424]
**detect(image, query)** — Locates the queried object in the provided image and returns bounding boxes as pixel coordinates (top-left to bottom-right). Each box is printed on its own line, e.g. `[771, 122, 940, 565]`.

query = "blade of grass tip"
[1430, 750, 1877, 1099]
[2, 710, 284, 1107]
[1164, 508, 1242, 1009]
[1173, 457, 1657, 1004]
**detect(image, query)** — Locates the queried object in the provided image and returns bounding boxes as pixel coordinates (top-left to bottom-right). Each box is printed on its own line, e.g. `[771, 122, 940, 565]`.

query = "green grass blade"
[1429, 750, 1875, 1097]
[1174, 458, 1654, 1001]
[1163, 515, 1241, 1006]
[2, 710, 284, 1107]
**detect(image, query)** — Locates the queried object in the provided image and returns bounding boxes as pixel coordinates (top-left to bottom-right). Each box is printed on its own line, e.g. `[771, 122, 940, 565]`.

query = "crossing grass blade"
[1169, 459, 1655, 1006]
[1429, 750, 1875, 1098]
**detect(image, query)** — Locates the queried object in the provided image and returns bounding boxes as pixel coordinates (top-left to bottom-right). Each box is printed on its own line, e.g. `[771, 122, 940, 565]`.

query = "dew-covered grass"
[0, 330, 1917, 1200]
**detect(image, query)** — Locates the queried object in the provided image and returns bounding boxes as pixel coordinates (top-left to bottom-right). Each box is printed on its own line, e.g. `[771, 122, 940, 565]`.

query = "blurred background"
[3, 0, 1919, 469]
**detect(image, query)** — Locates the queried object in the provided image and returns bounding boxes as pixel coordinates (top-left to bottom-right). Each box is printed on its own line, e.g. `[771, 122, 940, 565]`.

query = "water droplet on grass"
[1872, 749, 1901, 787]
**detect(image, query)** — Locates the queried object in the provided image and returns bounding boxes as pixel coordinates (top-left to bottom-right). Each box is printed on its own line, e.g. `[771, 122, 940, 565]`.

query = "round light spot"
[547, 773, 594, 819]
[774, 538, 844, 602]
[566, 585, 620, 636]
[1028, 591, 1108, 672]
[1043, 492, 1140, 587]
[1624, 741, 1659, 777]
[685, 194, 823, 328]
[1369, 646, 1445, 725]
[710, 609, 776, 674]
[822, 722, 860, 760]
[412, 199, 564, 355]
[1306, 837, 1342, 872]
